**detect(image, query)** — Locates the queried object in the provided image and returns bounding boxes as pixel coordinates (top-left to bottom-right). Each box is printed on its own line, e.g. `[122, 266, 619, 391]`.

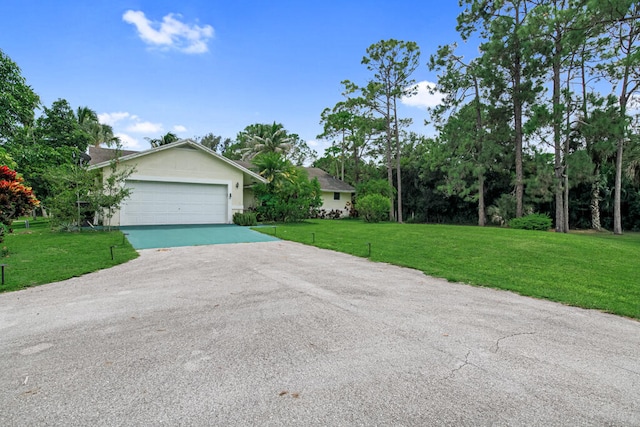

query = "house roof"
[87, 139, 266, 184]
[305, 168, 355, 193]
[88, 146, 139, 165]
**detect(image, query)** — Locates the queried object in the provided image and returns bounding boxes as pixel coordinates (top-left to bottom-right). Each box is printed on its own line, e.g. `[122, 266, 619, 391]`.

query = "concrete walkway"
[120, 224, 279, 249]
[1, 241, 638, 426]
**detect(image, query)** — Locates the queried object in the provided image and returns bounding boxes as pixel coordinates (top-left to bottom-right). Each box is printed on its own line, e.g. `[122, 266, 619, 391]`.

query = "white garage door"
[120, 180, 228, 226]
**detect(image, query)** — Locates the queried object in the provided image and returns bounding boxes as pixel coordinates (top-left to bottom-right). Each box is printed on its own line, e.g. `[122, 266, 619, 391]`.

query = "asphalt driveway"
[1, 241, 639, 426]
[120, 224, 279, 249]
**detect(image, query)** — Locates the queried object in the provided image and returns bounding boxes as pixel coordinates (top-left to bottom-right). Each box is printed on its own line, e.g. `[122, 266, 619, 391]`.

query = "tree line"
[313, 0, 639, 233]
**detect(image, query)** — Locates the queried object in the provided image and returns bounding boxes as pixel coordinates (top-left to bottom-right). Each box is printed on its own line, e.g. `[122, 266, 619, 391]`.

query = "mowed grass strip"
[1, 219, 139, 292]
[257, 220, 640, 319]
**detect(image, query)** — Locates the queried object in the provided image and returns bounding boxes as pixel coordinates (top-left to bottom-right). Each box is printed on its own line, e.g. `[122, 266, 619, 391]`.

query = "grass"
[256, 219, 640, 319]
[1, 218, 139, 292]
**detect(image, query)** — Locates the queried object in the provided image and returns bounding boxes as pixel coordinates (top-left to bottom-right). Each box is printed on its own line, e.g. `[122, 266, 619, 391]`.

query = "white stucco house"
[88, 139, 266, 226]
[88, 139, 356, 226]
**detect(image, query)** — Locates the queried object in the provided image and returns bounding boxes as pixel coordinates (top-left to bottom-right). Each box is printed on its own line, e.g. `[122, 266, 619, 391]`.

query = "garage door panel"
[120, 181, 228, 226]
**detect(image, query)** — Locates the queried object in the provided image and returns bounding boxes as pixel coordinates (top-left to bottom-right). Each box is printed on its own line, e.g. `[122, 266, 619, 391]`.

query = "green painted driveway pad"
[121, 224, 279, 249]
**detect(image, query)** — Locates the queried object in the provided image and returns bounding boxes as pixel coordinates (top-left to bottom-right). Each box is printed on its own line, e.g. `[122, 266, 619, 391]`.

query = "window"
[333, 192, 340, 200]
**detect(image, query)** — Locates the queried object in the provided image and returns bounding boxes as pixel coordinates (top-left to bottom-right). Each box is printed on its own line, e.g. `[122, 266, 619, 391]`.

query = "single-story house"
[88, 139, 356, 225]
[88, 139, 266, 226]
[233, 162, 355, 218]
[305, 167, 354, 217]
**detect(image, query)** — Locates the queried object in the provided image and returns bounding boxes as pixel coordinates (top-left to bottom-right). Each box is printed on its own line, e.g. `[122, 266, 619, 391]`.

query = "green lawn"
[256, 220, 640, 319]
[1, 218, 139, 292]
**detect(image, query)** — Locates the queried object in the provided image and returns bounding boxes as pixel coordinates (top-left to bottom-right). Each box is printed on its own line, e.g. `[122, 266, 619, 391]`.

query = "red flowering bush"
[0, 165, 39, 243]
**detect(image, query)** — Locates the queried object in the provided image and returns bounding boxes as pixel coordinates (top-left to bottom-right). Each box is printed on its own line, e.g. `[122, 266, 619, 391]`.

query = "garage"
[120, 180, 229, 226]
[88, 140, 267, 228]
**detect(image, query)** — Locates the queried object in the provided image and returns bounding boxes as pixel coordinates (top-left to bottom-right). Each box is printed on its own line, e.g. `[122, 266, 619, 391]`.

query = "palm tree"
[146, 132, 179, 148]
[239, 122, 292, 160]
[76, 106, 98, 128]
[251, 152, 296, 187]
[76, 106, 117, 147]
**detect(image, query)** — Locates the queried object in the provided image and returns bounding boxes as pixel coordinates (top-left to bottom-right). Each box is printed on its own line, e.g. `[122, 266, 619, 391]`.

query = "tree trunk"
[552, 29, 566, 233]
[590, 173, 602, 231]
[385, 128, 394, 221]
[613, 17, 636, 235]
[352, 146, 360, 185]
[393, 98, 403, 223]
[478, 171, 486, 226]
[554, 163, 564, 232]
[563, 166, 569, 232]
[473, 78, 486, 227]
[340, 130, 345, 181]
[513, 5, 524, 218]
[613, 140, 624, 234]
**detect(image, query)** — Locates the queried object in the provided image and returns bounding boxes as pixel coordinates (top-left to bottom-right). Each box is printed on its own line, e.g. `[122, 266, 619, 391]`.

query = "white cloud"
[116, 133, 145, 151]
[98, 112, 131, 126]
[126, 121, 164, 133]
[99, 111, 167, 150]
[401, 81, 445, 109]
[173, 125, 187, 133]
[123, 10, 214, 54]
[307, 139, 319, 147]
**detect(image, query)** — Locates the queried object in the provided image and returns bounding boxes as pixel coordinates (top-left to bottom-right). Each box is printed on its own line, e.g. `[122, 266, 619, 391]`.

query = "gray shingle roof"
[88, 146, 139, 165]
[305, 167, 355, 192]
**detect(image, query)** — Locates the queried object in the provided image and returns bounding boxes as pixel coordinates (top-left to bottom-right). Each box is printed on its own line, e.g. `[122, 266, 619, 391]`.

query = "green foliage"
[317, 93, 386, 185]
[147, 131, 179, 148]
[252, 153, 322, 222]
[356, 194, 391, 223]
[255, 220, 640, 319]
[36, 99, 92, 152]
[44, 145, 134, 231]
[0, 147, 17, 169]
[44, 162, 99, 230]
[509, 213, 552, 231]
[356, 178, 395, 199]
[93, 147, 135, 230]
[0, 49, 40, 142]
[234, 122, 317, 164]
[76, 106, 117, 147]
[487, 194, 517, 226]
[2, 218, 138, 292]
[197, 133, 233, 153]
[5, 135, 78, 204]
[233, 211, 258, 226]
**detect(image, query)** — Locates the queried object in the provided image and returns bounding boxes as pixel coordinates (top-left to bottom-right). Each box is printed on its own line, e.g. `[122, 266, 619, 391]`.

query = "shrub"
[0, 165, 39, 243]
[233, 212, 258, 226]
[252, 154, 322, 223]
[356, 194, 391, 223]
[509, 213, 552, 231]
[355, 179, 395, 199]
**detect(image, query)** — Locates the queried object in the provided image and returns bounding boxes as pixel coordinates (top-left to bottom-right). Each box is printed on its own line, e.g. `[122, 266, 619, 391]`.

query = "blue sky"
[1, 1, 469, 155]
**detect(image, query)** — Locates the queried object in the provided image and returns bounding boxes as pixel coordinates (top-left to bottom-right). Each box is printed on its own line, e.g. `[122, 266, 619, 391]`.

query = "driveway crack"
[447, 350, 473, 378]
[490, 331, 536, 353]
[612, 364, 640, 377]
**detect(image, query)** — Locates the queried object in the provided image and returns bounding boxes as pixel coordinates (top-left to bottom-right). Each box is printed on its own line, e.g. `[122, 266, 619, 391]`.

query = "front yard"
[256, 220, 640, 319]
[1, 219, 138, 292]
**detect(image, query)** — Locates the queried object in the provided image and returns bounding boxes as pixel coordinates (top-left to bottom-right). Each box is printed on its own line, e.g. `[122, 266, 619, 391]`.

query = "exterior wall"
[102, 146, 246, 226]
[242, 187, 257, 212]
[319, 191, 353, 217]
